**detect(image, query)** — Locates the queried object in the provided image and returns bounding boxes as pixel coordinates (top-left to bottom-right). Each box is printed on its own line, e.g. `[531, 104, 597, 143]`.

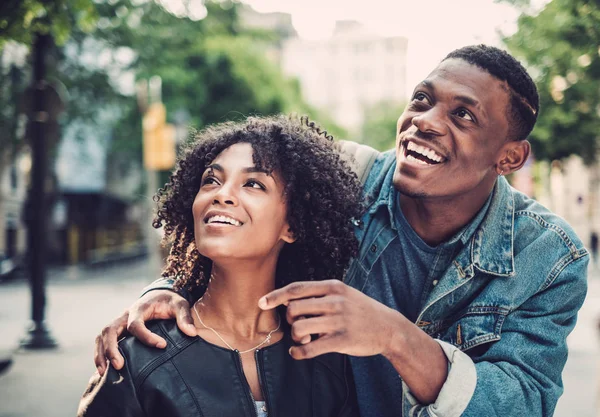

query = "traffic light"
[142, 102, 176, 170]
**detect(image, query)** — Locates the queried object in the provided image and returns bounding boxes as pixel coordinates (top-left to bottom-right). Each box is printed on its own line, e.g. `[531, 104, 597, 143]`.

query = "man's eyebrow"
[454, 94, 481, 109]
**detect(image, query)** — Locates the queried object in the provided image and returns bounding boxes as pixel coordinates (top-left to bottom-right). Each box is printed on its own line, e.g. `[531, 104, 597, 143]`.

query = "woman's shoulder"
[118, 319, 198, 378]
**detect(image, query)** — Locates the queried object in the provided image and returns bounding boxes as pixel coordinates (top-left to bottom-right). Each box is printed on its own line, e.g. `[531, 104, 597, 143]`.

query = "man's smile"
[400, 139, 447, 167]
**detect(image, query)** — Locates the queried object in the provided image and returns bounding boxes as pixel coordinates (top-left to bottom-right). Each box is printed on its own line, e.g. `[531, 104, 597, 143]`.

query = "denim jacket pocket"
[438, 306, 510, 352]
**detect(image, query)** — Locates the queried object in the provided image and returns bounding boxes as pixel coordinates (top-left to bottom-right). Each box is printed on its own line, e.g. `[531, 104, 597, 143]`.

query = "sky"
[242, 0, 548, 96]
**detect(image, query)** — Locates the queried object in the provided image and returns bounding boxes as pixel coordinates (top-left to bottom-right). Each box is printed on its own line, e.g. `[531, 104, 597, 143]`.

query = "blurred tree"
[1, 0, 345, 184]
[0, 0, 97, 47]
[502, 0, 600, 164]
[359, 101, 406, 151]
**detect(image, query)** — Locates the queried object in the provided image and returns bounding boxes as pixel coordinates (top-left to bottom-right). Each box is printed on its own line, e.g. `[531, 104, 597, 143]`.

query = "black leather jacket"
[78, 320, 359, 417]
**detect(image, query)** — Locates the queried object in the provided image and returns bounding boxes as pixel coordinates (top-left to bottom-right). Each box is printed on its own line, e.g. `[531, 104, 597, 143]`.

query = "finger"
[101, 326, 125, 370]
[259, 280, 344, 310]
[290, 316, 333, 344]
[94, 336, 107, 375]
[286, 296, 345, 323]
[127, 318, 167, 349]
[174, 301, 196, 337]
[289, 335, 341, 360]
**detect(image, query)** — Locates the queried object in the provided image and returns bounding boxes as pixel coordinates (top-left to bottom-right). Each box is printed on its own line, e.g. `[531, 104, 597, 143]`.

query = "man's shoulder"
[510, 187, 587, 256]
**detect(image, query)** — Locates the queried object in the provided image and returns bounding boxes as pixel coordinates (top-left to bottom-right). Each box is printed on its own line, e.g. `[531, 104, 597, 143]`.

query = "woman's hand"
[93, 290, 195, 376]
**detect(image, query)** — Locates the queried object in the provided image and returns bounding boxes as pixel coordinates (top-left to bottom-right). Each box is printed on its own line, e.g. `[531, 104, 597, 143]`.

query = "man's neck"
[399, 186, 494, 247]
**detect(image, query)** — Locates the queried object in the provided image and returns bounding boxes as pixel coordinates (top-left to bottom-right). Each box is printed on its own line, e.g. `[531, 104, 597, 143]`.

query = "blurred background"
[0, 0, 599, 415]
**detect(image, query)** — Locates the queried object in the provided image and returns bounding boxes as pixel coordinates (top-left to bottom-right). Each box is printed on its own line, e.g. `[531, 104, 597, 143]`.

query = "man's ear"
[495, 140, 531, 176]
[281, 227, 296, 244]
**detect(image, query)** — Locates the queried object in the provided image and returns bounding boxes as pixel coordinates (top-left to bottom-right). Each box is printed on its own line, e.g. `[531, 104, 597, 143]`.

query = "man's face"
[394, 58, 511, 201]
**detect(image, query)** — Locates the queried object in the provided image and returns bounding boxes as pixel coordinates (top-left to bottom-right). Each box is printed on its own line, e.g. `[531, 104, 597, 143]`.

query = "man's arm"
[258, 280, 449, 404]
[93, 277, 195, 376]
[259, 255, 587, 415]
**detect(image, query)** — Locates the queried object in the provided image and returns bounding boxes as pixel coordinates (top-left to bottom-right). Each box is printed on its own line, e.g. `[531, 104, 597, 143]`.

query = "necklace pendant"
[261, 404, 267, 412]
[265, 334, 272, 344]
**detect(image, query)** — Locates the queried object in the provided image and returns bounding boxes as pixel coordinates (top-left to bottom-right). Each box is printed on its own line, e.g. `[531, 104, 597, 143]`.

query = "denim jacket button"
[370, 244, 377, 253]
[432, 280, 438, 286]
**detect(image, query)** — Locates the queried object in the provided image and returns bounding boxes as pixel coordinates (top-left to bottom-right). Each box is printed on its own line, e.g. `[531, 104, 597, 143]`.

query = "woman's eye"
[201, 176, 218, 186]
[412, 92, 431, 105]
[455, 109, 474, 121]
[245, 180, 265, 190]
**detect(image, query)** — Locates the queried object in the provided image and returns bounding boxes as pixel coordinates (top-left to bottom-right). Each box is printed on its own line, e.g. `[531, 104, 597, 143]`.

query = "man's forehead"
[418, 58, 510, 103]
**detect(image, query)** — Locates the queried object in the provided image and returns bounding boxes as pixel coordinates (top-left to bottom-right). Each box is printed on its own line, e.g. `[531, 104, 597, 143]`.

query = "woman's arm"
[79, 349, 145, 417]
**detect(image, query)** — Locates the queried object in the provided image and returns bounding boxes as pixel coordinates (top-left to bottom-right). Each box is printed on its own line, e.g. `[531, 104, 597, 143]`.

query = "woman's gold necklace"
[193, 302, 281, 354]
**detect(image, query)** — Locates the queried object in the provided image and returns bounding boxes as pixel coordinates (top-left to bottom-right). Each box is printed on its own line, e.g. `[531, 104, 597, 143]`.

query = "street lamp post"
[20, 33, 58, 349]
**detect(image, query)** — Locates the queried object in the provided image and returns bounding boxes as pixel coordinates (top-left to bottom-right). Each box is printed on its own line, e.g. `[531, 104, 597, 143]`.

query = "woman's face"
[192, 143, 295, 264]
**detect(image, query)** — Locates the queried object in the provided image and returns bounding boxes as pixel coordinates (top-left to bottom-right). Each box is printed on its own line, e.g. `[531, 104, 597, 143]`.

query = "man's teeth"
[406, 141, 443, 163]
[407, 154, 431, 165]
[207, 215, 242, 226]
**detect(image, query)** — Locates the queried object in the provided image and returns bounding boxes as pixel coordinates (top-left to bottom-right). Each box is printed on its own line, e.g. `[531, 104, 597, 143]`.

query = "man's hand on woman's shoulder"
[93, 290, 195, 376]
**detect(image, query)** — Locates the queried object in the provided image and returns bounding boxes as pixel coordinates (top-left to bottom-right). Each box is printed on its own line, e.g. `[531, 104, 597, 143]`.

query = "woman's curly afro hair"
[153, 115, 364, 296]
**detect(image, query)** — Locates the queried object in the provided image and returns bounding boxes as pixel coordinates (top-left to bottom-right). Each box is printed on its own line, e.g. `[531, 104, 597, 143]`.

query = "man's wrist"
[380, 307, 410, 361]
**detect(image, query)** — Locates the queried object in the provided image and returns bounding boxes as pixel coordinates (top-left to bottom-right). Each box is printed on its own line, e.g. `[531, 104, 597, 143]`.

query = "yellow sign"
[142, 102, 176, 170]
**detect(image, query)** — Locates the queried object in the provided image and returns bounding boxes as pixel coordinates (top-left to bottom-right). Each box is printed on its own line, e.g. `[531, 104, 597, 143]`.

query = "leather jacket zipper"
[234, 350, 259, 417]
[255, 349, 271, 415]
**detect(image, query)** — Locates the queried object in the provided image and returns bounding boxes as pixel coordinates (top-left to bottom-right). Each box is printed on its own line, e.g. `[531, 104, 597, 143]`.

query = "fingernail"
[97, 366, 103, 375]
[258, 297, 268, 309]
[289, 347, 293, 356]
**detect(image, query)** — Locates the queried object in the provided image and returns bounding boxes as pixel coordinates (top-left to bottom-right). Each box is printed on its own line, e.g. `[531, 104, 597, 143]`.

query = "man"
[94, 45, 587, 416]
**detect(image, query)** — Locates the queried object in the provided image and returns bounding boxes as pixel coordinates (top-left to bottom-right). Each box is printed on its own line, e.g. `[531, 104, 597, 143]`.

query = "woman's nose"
[212, 184, 238, 206]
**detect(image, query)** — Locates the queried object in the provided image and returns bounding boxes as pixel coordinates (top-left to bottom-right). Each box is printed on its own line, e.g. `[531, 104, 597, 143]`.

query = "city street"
[0, 258, 598, 417]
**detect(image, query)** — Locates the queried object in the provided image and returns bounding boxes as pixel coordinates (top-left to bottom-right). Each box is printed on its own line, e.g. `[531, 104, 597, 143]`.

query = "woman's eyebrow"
[242, 166, 270, 174]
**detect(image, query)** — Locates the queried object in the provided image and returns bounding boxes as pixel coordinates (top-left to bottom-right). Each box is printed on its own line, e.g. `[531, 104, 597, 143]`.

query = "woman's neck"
[194, 262, 280, 339]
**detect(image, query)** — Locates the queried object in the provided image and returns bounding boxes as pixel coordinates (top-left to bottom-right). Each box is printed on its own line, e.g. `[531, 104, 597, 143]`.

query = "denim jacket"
[346, 150, 588, 417]
[145, 149, 588, 417]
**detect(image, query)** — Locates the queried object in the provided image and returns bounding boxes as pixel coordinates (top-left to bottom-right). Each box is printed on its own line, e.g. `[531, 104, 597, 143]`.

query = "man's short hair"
[444, 44, 539, 141]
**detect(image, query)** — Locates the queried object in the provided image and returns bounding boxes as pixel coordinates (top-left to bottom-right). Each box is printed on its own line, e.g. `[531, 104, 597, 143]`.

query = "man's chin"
[392, 171, 428, 199]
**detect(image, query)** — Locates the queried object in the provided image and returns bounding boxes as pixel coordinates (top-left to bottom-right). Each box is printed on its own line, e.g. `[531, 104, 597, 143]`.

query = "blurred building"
[239, 4, 298, 65]
[0, 153, 29, 262]
[53, 120, 146, 265]
[281, 21, 408, 131]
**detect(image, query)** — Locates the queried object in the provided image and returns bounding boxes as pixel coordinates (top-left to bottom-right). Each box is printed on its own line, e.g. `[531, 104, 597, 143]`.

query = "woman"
[78, 115, 363, 417]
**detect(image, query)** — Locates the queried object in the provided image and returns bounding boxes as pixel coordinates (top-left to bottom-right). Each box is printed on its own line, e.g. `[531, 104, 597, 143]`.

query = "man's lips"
[400, 139, 447, 166]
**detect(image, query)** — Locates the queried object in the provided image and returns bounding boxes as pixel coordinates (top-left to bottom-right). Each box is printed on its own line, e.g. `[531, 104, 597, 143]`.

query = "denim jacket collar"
[365, 159, 515, 277]
[470, 176, 515, 277]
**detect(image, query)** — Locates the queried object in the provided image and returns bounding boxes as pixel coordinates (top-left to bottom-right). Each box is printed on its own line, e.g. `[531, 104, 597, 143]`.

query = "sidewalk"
[0, 260, 598, 417]
[0, 259, 160, 417]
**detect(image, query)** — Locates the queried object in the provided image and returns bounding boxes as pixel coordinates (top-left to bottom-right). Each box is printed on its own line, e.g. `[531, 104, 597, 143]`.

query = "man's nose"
[411, 108, 447, 136]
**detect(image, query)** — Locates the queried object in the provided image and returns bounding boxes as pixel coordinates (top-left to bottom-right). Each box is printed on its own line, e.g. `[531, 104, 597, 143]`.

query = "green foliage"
[0, 0, 344, 191]
[504, 0, 600, 164]
[0, 0, 97, 47]
[359, 101, 406, 151]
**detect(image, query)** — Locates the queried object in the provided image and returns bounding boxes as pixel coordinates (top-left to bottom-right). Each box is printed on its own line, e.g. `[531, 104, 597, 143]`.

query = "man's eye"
[455, 109, 474, 121]
[245, 180, 265, 190]
[412, 92, 431, 105]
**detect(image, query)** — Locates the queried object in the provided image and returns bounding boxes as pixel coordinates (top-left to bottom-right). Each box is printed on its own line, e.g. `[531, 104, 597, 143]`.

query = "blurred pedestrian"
[78, 116, 360, 417]
[591, 231, 598, 268]
[93, 45, 588, 417]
